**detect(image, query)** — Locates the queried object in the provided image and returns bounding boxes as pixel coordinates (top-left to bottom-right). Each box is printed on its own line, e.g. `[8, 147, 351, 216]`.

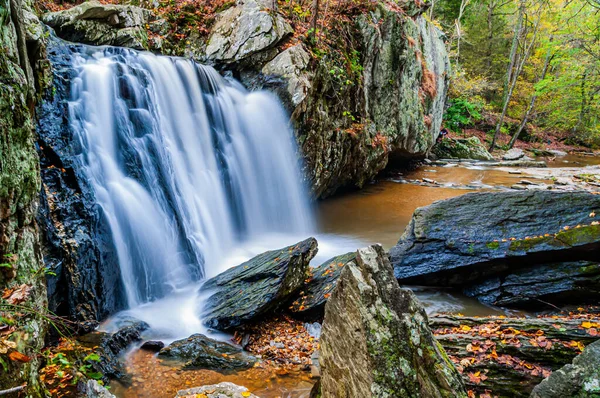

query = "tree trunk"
[431, 314, 599, 397]
[489, 0, 524, 152]
[508, 44, 553, 149]
[310, 0, 319, 41]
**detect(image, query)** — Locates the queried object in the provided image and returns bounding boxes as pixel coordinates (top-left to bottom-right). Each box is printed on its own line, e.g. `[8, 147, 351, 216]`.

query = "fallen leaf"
[8, 351, 31, 363]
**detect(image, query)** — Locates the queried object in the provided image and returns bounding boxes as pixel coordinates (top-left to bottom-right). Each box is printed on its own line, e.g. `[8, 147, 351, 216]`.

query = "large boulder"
[175, 382, 259, 398]
[390, 191, 600, 307]
[319, 245, 467, 397]
[205, 0, 292, 64]
[431, 136, 494, 161]
[42, 1, 155, 50]
[201, 238, 318, 330]
[158, 334, 256, 370]
[288, 252, 356, 319]
[531, 340, 600, 398]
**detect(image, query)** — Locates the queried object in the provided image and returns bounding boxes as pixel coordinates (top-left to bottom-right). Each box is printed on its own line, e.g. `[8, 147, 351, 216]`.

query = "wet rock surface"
[390, 190, 600, 307]
[319, 245, 467, 397]
[42, 1, 156, 50]
[531, 339, 600, 398]
[201, 238, 317, 330]
[288, 252, 356, 319]
[159, 334, 256, 370]
[93, 320, 149, 380]
[432, 137, 494, 161]
[37, 36, 125, 324]
[175, 382, 259, 398]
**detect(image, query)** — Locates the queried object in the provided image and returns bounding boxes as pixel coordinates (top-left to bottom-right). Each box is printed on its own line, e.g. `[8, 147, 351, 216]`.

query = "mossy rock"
[432, 136, 494, 161]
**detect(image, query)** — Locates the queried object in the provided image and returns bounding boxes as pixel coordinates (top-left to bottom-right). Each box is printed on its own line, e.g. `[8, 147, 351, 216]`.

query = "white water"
[67, 46, 361, 339]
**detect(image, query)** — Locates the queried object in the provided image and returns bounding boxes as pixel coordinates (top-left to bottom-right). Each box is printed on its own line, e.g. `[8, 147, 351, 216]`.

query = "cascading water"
[64, 44, 344, 338]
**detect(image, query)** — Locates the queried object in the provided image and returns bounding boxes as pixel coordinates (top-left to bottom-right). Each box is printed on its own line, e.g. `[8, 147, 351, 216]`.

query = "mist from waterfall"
[65, 45, 341, 337]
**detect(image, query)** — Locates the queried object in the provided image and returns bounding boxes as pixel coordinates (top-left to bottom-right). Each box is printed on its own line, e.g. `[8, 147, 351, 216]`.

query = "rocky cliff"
[44, 0, 450, 198]
[0, 0, 48, 394]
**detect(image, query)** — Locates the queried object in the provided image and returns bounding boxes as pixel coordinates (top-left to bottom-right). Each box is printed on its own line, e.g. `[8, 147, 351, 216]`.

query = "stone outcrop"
[288, 252, 356, 319]
[159, 334, 256, 370]
[262, 44, 312, 107]
[296, 3, 450, 197]
[390, 191, 600, 308]
[432, 136, 494, 161]
[0, 0, 48, 394]
[531, 339, 600, 398]
[201, 238, 317, 330]
[319, 245, 467, 397]
[175, 382, 259, 398]
[42, 1, 155, 50]
[205, 0, 292, 64]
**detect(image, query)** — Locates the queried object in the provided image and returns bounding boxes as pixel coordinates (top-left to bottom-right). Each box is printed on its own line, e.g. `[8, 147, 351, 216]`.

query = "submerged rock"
[431, 136, 494, 161]
[43, 1, 155, 50]
[319, 245, 467, 397]
[288, 252, 356, 319]
[175, 382, 259, 398]
[390, 191, 600, 307]
[159, 334, 256, 370]
[201, 238, 318, 330]
[531, 340, 600, 398]
[205, 0, 292, 63]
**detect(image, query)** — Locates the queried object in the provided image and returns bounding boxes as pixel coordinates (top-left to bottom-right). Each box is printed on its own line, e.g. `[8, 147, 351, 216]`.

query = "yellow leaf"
[460, 325, 472, 332]
[242, 392, 252, 397]
[581, 321, 593, 329]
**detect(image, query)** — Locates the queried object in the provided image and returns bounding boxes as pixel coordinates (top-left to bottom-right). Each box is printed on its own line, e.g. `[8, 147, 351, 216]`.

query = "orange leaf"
[8, 351, 31, 363]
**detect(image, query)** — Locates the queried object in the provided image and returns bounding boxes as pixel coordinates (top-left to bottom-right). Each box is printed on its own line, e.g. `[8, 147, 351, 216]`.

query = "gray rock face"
[319, 245, 467, 398]
[288, 252, 356, 319]
[432, 137, 494, 161]
[297, 3, 450, 198]
[390, 191, 600, 307]
[159, 334, 256, 370]
[531, 340, 600, 398]
[175, 382, 259, 398]
[0, 0, 48, 393]
[358, 6, 450, 158]
[262, 44, 312, 107]
[206, 0, 292, 63]
[201, 238, 317, 330]
[43, 1, 154, 50]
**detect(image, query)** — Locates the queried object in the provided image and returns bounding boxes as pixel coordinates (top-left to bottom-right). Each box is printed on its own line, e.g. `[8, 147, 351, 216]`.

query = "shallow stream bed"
[113, 154, 599, 398]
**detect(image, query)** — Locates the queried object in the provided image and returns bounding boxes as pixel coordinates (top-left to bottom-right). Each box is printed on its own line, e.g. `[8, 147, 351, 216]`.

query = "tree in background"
[433, 0, 600, 148]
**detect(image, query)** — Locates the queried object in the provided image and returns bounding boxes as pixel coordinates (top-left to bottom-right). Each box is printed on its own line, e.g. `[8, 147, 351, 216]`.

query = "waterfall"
[67, 45, 315, 316]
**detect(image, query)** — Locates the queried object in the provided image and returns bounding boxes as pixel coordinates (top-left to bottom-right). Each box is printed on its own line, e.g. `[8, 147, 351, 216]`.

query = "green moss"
[555, 225, 600, 247]
[508, 236, 552, 252]
[486, 241, 500, 250]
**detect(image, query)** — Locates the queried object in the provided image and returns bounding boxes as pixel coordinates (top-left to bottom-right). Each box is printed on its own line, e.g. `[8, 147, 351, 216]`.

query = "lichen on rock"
[319, 245, 467, 397]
